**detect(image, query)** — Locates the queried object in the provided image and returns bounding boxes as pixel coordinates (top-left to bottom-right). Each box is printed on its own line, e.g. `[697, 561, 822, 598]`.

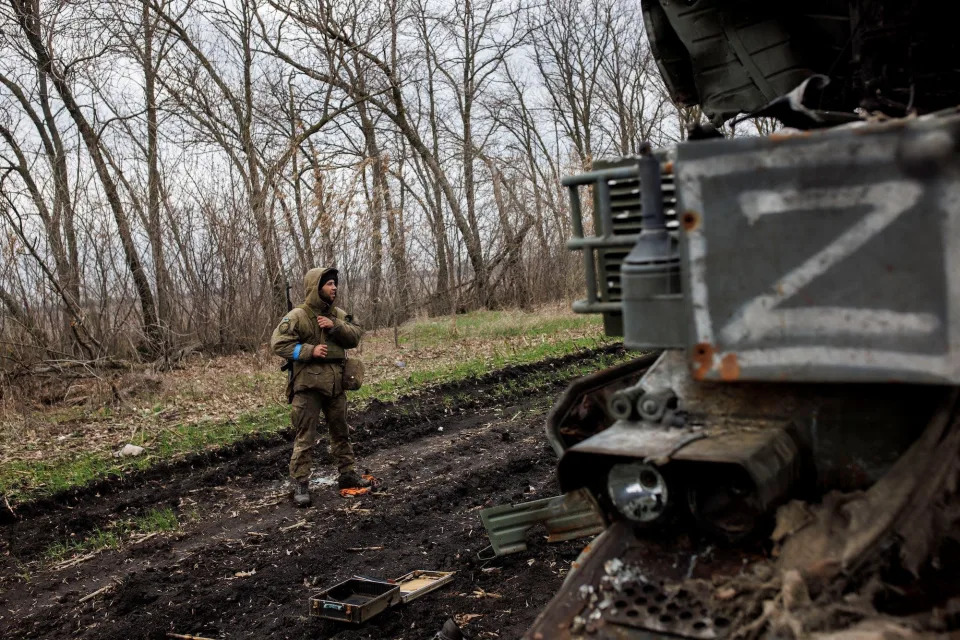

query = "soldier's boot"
[337, 470, 372, 489]
[293, 481, 311, 507]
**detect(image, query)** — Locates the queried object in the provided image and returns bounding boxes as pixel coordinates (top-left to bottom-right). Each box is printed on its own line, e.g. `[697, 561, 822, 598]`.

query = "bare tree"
[529, 0, 614, 168]
[151, 0, 356, 317]
[9, 0, 163, 351]
[264, 0, 497, 306]
[0, 0, 695, 371]
[595, 9, 672, 153]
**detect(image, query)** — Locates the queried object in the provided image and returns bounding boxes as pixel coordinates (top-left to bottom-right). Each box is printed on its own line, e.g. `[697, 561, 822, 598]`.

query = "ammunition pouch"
[343, 357, 364, 391]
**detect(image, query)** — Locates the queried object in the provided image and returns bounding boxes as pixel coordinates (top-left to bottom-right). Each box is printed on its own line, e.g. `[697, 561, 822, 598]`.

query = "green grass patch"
[43, 507, 179, 563]
[0, 404, 290, 503]
[354, 334, 616, 404]
[147, 404, 289, 459]
[131, 506, 179, 533]
[0, 311, 619, 505]
[397, 309, 604, 347]
[0, 453, 155, 503]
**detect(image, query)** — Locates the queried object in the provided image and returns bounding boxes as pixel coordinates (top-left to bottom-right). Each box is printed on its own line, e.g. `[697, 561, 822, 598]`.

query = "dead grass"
[0, 305, 606, 477]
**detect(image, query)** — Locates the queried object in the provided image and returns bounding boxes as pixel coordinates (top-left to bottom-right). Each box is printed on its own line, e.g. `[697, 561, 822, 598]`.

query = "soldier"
[270, 266, 370, 507]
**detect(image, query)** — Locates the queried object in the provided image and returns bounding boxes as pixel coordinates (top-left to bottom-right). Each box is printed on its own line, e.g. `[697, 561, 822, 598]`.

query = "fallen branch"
[52, 551, 98, 571]
[246, 493, 287, 509]
[21, 357, 133, 376]
[337, 501, 376, 515]
[130, 532, 160, 546]
[346, 546, 383, 552]
[3, 494, 15, 519]
[79, 580, 118, 604]
[279, 519, 308, 532]
[166, 634, 218, 640]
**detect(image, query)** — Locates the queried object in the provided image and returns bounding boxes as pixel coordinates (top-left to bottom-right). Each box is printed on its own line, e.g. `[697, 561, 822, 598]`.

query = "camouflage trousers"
[289, 390, 355, 480]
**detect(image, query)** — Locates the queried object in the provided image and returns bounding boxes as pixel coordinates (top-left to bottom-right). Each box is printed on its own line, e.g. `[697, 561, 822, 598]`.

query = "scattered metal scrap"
[575, 559, 735, 639]
[309, 570, 455, 623]
[478, 488, 605, 558]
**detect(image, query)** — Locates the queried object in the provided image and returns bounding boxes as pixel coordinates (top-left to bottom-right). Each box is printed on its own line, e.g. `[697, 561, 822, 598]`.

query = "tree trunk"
[239, 3, 285, 318]
[14, 0, 162, 352]
[143, 0, 173, 349]
[357, 99, 410, 320]
[360, 162, 384, 322]
[288, 85, 315, 270]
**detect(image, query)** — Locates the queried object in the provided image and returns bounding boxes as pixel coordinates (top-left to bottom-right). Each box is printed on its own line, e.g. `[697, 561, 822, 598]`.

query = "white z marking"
[720, 181, 937, 344]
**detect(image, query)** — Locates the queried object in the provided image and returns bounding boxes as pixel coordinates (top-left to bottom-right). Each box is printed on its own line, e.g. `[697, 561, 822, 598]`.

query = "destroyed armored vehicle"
[527, 2, 960, 637]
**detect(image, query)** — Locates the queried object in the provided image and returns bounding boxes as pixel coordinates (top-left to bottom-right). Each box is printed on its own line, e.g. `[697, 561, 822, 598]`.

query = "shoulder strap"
[292, 304, 312, 318]
[285, 305, 313, 334]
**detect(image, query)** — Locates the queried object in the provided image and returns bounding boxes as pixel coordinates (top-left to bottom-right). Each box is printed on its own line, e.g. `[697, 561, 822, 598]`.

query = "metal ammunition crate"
[309, 577, 400, 623]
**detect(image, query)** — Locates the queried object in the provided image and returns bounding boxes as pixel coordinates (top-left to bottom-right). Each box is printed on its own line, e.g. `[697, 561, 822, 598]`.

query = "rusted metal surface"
[641, 351, 947, 491]
[546, 353, 660, 456]
[558, 424, 702, 492]
[679, 210, 699, 231]
[690, 344, 713, 381]
[598, 577, 724, 639]
[479, 489, 606, 557]
[525, 521, 763, 639]
[717, 354, 739, 381]
[558, 350, 949, 524]
[526, 523, 630, 640]
[677, 111, 960, 383]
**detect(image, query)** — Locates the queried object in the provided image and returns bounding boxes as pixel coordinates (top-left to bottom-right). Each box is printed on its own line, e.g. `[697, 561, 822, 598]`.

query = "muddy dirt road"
[0, 347, 624, 640]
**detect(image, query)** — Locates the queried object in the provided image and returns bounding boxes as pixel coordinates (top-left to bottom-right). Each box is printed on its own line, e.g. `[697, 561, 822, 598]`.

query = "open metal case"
[309, 570, 455, 622]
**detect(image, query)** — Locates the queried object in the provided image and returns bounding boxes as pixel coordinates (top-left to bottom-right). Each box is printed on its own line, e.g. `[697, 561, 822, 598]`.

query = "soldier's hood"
[303, 266, 337, 312]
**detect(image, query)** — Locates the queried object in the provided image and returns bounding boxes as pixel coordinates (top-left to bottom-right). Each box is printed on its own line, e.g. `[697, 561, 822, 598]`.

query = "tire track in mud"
[1, 344, 620, 560]
[4, 405, 570, 639]
[1, 346, 623, 640]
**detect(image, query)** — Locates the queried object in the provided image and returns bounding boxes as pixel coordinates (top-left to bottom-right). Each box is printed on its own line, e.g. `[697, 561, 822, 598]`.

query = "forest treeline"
[0, 0, 701, 370]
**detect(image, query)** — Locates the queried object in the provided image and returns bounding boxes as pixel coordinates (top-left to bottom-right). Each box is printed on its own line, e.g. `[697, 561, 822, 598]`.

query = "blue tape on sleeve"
[292, 344, 303, 360]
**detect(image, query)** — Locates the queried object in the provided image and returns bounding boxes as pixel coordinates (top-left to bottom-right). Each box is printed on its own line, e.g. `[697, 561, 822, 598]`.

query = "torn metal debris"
[479, 488, 605, 557]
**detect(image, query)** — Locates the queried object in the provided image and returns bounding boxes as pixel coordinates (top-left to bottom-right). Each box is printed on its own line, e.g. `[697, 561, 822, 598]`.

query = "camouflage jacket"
[270, 267, 363, 396]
